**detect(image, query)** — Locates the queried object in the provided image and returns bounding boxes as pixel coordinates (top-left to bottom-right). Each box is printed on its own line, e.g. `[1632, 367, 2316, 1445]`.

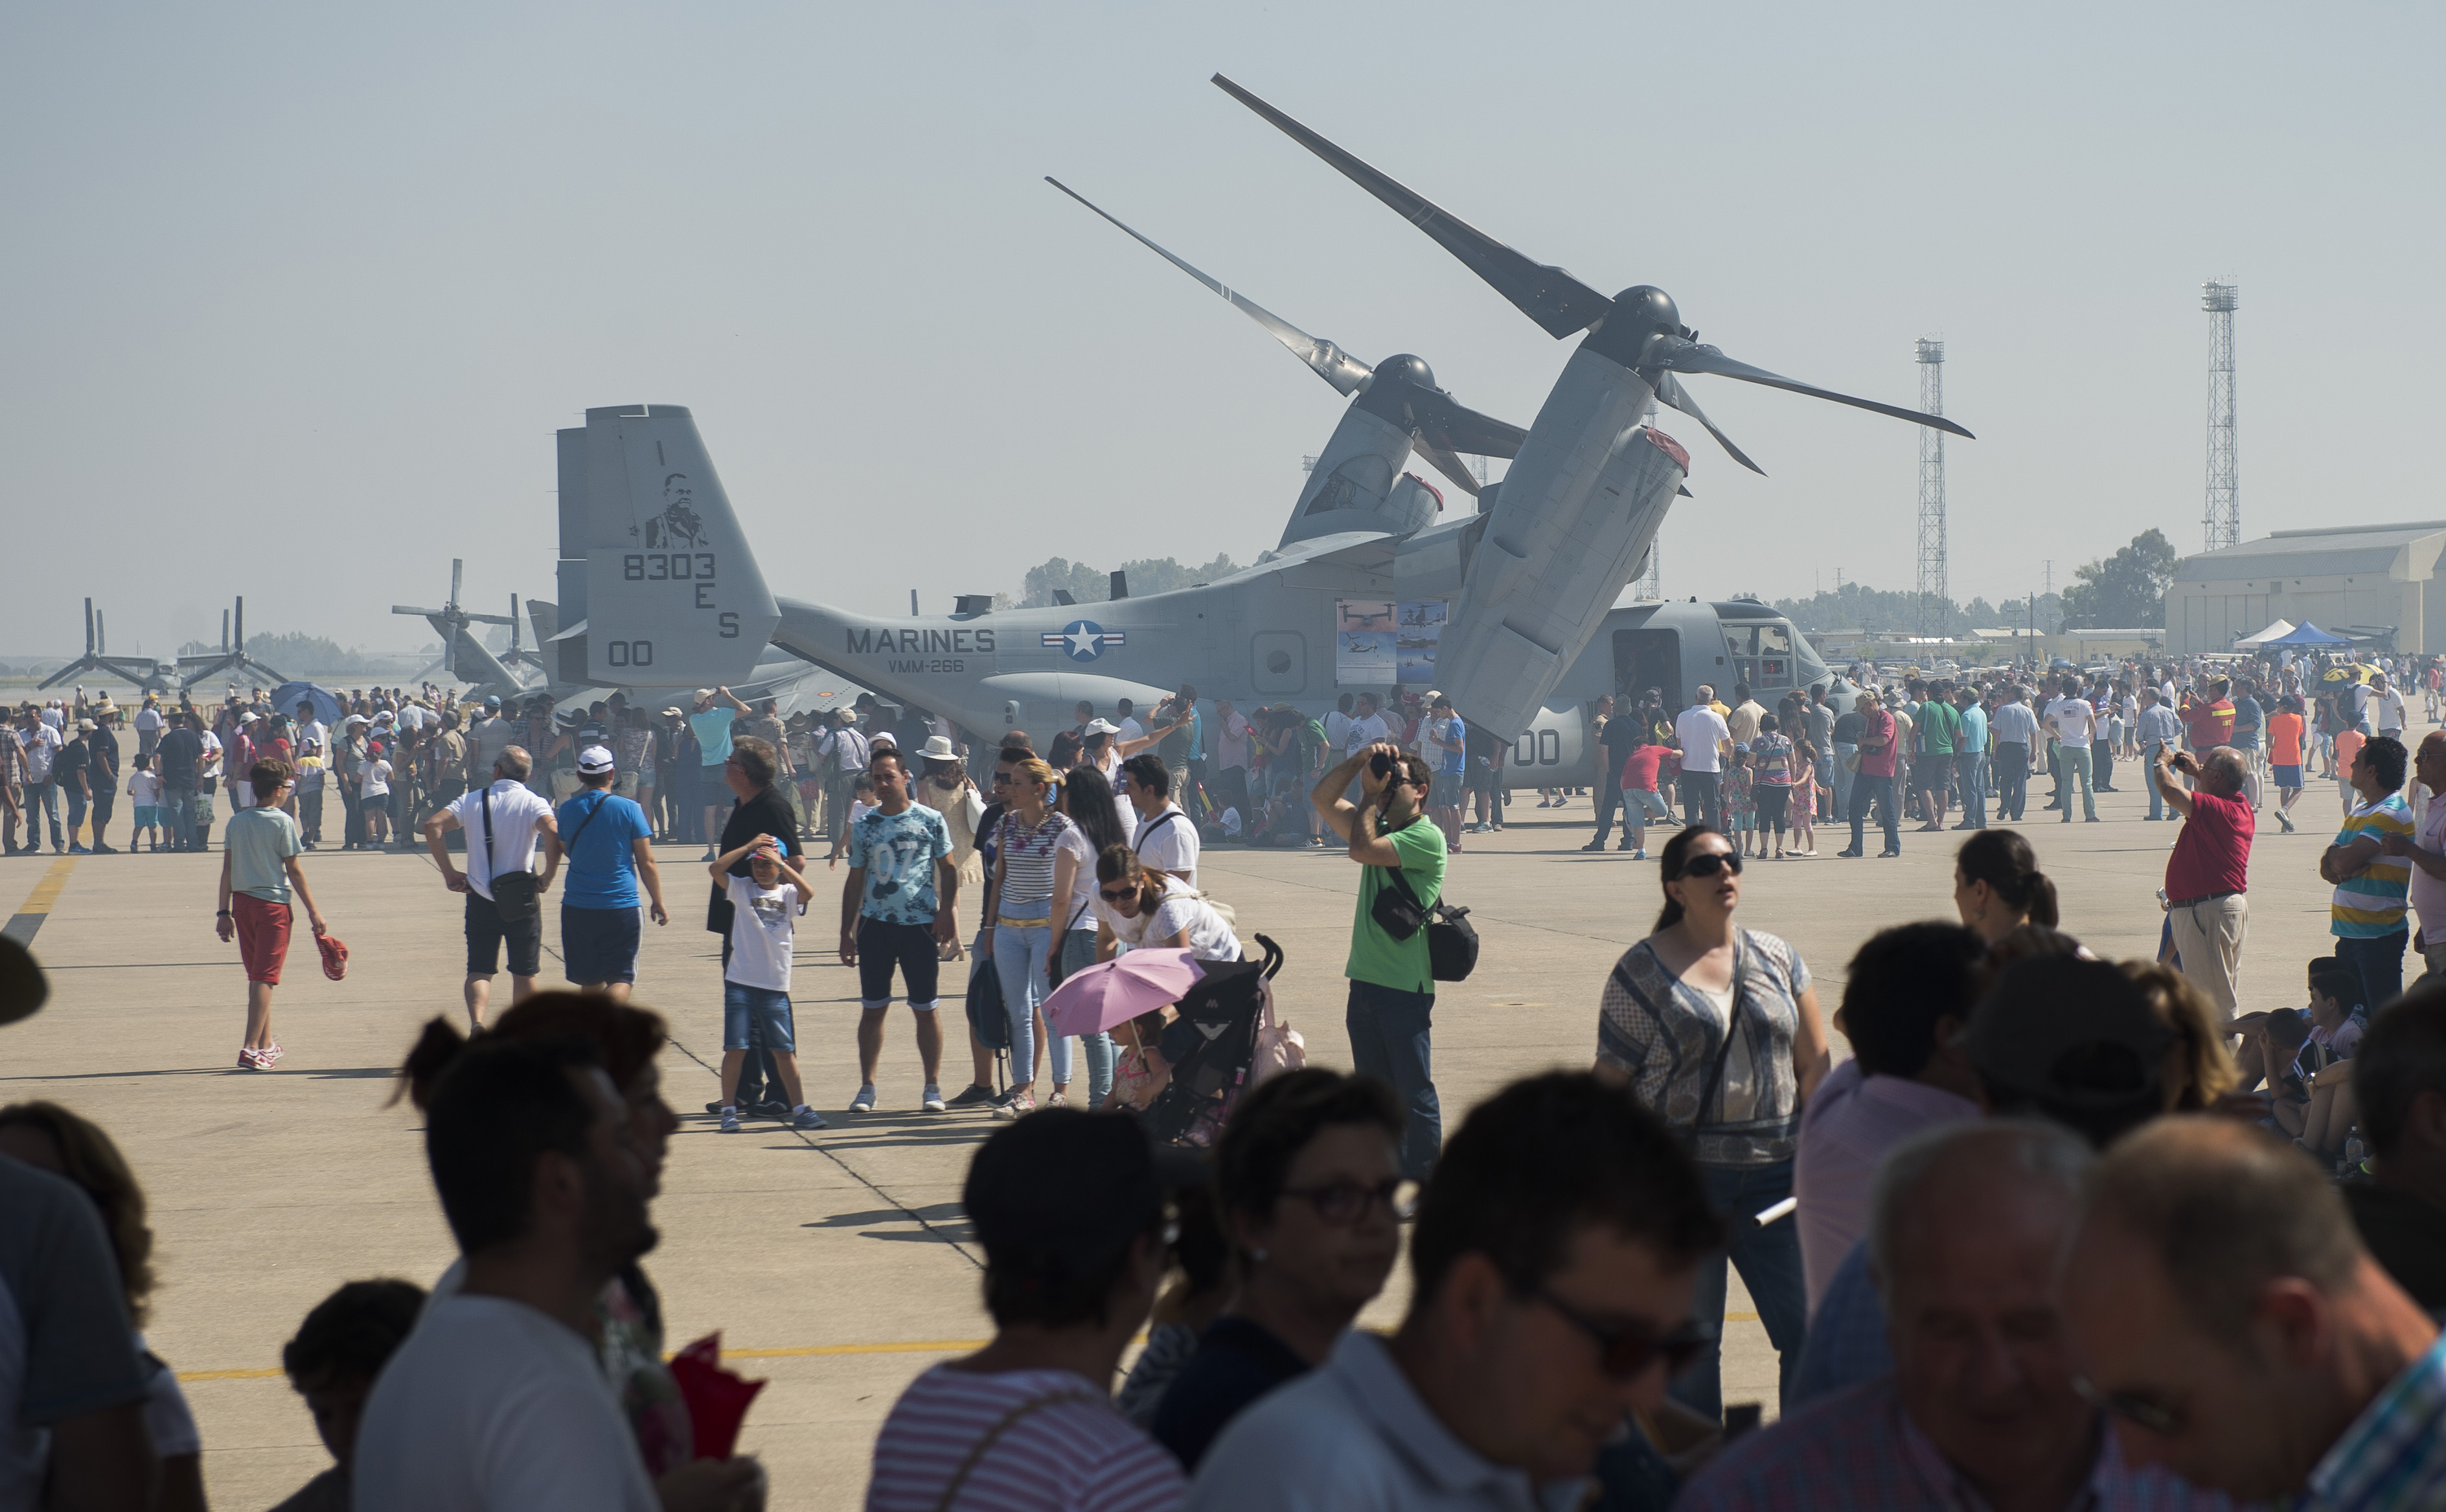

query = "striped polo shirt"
[2333, 793, 2416, 939]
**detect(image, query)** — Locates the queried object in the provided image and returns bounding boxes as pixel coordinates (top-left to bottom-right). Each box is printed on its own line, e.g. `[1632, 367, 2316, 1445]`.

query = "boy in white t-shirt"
[709, 834, 823, 1133]
[361, 748, 393, 843]
[128, 755, 165, 853]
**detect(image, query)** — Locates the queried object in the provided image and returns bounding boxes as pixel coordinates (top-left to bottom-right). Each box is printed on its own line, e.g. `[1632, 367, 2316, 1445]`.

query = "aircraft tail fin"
[556, 406, 780, 687]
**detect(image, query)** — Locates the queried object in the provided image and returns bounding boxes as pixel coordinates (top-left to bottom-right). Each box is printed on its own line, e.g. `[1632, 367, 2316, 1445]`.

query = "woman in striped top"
[984, 758, 1092, 1119]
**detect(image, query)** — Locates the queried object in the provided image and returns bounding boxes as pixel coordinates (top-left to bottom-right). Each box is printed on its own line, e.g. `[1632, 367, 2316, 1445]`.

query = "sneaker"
[790, 1106, 829, 1130]
[719, 1106, 742, 1133]
[1580, 841, 1606, 852]
[238, 1048, 263, 1070]
[1047, 1092, 1069, 1108]
[992, 1092, 1037, 1120]
[753, 1099, 792, 1119]
[945, 1082, 998, 1108]
[262, 1042, 284, 1066]
[67, 843, 89, 855]
[851, 1083, 878, 1114]
[1630, 849, 1647, 860]
[2279, 813, 2296, 833]
[922, 1084, 947, 1112]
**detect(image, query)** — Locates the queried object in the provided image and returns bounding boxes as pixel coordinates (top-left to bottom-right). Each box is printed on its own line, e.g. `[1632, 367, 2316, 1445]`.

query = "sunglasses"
[1677, 851, 1743, 880]
[2071, 1375, 2184, 1436]
[1279, 1177, 1407, 1225]
[1533, 1287, 1709, 1381]
[1099, 886, 1137, 902]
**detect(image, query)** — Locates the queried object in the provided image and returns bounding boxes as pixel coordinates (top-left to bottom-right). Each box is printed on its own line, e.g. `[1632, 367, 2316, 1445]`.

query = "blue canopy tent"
[2258, 622, 2354, 648]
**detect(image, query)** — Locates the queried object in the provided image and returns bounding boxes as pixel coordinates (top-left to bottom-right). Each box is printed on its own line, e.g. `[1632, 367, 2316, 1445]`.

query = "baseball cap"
[577, 745, 615, 775]
[660, 707, 683, 718]
[485, 694, 502, 708]
[344, 713, 369, 726]
[1965, 955, 2168, 1130]
[1084, 718, 1121, 735]
[317, 933, 349, 982]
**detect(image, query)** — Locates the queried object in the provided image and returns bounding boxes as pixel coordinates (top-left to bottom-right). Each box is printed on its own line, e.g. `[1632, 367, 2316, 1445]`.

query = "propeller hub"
[1581, 287, 1695, 372]
[1370, 353, 1435, 391]
[1355, 354, 1440, 429]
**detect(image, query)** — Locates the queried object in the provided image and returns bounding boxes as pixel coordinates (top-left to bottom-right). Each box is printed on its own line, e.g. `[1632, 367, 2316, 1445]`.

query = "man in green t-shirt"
[1914, 678, 1963, 832]
[1310, 739, 1448, 1180]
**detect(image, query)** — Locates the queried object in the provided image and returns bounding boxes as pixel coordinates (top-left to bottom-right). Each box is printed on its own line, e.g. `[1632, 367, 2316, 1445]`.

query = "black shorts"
[562, 904, 641, 985]
[466, 890, 542, 979]
[856, 916, 941, 1008]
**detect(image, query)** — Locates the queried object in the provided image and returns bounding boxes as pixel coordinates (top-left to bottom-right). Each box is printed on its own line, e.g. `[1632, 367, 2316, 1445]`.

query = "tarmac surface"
[0, 759, 2383, 1509]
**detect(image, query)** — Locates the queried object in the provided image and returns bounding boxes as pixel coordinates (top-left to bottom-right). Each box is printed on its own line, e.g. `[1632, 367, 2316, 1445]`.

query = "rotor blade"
[450, 558, 463, 606]
[1653, 372, 1766, 476]
[391, 605, 444, 617]
[463, 613, 514, 626]
[509, 595, 522, 650]
[1412, 436, 1481, 498]
[1657, 342, 1975, 439]
[1412, 393, 1530, 460]
[1214, 74, 1614, 339]
[1046, 176, 1373, 396]
[1679, 485, 1694, 498]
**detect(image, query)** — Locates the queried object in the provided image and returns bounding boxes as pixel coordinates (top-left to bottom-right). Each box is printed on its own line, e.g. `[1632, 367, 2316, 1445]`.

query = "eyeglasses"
[2070, 1375, 2184, 1436]
[1531, 1287, 1709, 1381]
[1277, 1178, 1406, 1225]
[1677, 851, 1743, 880]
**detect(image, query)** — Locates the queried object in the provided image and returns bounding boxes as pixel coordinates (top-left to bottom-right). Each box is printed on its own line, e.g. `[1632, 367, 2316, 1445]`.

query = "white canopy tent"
[2234, 619, 2297, 649]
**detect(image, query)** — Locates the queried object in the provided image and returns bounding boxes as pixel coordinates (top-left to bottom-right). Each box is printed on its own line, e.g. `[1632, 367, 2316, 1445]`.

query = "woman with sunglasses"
[1150, 1069, 1404, 1471]
[1058, 765, 1130, 1105]
[982, 758, 1091, 1117]
[1595, 823, 1829, 1419]
[1090, 846, 1240, 965]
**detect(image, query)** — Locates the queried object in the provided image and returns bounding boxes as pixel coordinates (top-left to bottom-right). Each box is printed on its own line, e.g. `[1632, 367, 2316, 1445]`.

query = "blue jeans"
[1061, 928, 1114, 1103]
[2143, 741, 2171, 819]
[993, 922, 1067, 1085]
[1346, 979, 1441, 1180]
[1671, 1159, 1808, 1421]
[1847, 773, 1898, 853]
[1955, 753, 1986, 828]
[2059, 742, 2096, 821]
[1993, 742, 2029, 821]
[1829, 746, 1857, 821]
[722, 981, 797, 1053]
[24, 781, 62, 851]
[2337, 930, 2408, 1017]
[1680, 770, 1722, 832]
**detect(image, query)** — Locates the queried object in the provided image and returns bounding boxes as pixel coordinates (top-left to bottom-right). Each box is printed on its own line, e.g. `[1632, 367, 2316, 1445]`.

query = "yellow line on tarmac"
[2, 852, 77, 945]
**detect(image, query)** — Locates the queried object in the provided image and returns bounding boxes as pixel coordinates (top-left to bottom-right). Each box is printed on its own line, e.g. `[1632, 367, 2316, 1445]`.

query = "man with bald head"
[2060, 1116, 2446, 1506]
[1682, 1121, 2224, 1510]
[2155, 741, 2254, 1030]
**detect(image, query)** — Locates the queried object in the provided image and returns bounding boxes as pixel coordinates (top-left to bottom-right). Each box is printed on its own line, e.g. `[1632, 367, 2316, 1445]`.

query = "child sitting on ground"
[710, 834, 824, 1131]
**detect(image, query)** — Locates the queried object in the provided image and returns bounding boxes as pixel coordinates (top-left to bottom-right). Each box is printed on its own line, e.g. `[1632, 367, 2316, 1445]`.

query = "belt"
[2168, 890, 2244, 908]
[993, 913, 1051, 928]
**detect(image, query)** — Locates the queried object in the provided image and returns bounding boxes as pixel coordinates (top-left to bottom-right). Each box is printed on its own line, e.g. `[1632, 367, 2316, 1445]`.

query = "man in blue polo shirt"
[548, 745, 665, 998]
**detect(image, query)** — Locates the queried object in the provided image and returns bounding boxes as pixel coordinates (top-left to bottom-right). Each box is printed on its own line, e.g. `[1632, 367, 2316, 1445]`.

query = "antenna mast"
[2202, 282, 2240, 552]
[1915, 339, 1947, 638]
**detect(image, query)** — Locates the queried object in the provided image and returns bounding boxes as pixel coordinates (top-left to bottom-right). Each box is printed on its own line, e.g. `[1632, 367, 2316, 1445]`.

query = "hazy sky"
[5, 1, 2439, 658]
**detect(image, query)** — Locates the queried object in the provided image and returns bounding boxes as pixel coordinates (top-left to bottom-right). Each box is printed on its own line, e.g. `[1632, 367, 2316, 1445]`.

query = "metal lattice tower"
[2202, 282, 2239, 552]
[1915, 339, 1947, 637]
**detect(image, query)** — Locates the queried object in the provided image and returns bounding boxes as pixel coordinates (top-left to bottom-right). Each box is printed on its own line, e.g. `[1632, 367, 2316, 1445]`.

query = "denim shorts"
[724, 981, 795, 1053]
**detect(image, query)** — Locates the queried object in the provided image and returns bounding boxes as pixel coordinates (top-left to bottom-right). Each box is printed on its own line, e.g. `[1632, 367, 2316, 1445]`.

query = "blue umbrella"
[270, 681, 343, 728]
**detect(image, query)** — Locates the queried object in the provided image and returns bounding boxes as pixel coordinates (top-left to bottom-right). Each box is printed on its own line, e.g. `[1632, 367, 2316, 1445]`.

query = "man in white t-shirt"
[2368, 672, 2409, 740]
[1119, 754, 1198, 889]
[1673, 687, 1733, 830]
[422, 748, 559, 1031]
[356, 1037, 761, 1512]
[1343, 693, 1391, 758]
[2042, 677, 2099, 823]
[1114, 698, 1146, 744]
[1324, 694, 1355, 764]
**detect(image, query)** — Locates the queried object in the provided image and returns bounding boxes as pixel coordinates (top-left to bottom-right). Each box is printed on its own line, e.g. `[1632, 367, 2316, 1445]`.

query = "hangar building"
[2166, 521, 2446, 655]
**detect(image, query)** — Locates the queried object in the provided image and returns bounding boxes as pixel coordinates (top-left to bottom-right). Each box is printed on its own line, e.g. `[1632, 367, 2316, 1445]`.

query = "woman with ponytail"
[1951, 829, 2059, 942]
[1593, 823, 1828, 1417]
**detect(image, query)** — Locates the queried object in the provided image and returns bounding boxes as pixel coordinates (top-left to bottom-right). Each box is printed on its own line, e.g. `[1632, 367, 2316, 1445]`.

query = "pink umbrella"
[1043, 949, 1207, 1038]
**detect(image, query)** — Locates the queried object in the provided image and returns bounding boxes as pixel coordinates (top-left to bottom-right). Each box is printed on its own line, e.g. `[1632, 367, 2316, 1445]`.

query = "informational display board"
[1336, 599, 1446, 686]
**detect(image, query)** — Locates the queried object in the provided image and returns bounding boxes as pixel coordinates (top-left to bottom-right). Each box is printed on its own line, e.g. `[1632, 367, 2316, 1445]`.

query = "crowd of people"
[12, 646, 2446, 1508]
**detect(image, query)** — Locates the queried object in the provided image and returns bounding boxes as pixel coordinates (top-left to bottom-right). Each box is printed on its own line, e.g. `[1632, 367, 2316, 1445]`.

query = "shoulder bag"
[932, 1391, 1099, 1512]
[483, 786, 542, 924]
[1370, 858, 1479, 981]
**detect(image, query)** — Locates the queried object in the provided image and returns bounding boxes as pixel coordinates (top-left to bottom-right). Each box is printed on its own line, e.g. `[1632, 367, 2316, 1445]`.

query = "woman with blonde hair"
[0, 1101, 206, 1512]
[981, 755, 1090, 1117]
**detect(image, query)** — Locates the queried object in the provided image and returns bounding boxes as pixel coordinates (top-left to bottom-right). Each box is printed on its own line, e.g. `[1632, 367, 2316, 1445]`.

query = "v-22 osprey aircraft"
[551, 78, 1966, 788]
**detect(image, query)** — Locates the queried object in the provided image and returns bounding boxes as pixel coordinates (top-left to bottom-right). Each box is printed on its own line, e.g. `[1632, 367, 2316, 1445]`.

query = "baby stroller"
[1143, 934, 1292, 1147]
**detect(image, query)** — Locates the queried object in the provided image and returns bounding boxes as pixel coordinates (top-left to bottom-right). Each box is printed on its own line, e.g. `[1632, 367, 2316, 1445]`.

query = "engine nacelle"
[1501, 700, 1594, 789]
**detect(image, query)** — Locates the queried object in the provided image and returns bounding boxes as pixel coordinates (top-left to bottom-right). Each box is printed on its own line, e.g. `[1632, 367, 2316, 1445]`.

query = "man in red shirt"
[2155, 743, 2252, 1031]
[1838, 689, 1902, 859]
[2178, 677, 2237, 754]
